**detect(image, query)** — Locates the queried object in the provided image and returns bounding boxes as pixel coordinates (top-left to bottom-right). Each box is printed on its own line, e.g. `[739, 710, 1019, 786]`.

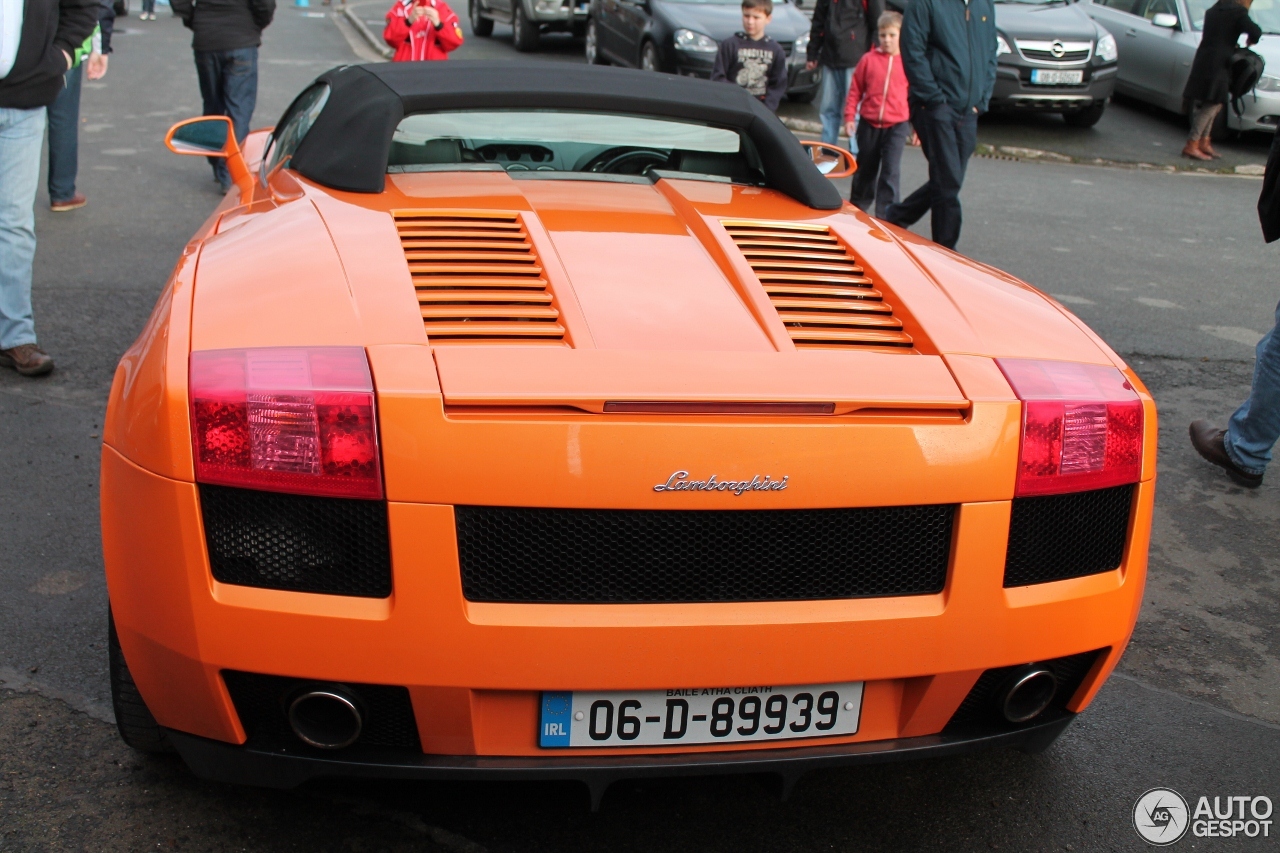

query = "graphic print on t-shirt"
[734, 47, 776, 98]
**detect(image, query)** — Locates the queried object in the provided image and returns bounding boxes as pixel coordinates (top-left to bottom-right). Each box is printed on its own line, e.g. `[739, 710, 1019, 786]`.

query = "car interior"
[385, 110, 767, 185]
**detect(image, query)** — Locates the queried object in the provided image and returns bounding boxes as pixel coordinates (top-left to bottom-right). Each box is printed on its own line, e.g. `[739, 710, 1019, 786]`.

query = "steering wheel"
[582, 147, 670, 175]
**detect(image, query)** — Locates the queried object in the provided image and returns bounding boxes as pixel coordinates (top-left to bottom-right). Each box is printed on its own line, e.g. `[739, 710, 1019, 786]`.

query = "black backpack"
[1229, 47, 1266, 117]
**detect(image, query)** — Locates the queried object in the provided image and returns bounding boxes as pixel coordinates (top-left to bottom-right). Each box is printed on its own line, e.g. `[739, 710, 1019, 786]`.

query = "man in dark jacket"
[170, 0, 276, 190]
[806, 0, 883, 151]
[882, 0, 996, 250]
[0, 0, 100, 376]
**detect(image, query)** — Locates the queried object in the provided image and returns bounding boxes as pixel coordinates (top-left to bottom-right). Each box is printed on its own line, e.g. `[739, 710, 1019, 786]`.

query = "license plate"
[539, 682, 863, 747]
[1030, 69, 1084, 85]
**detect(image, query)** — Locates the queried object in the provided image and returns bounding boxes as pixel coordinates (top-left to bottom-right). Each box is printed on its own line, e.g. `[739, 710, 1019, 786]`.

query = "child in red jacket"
[385, 0, 464, 62]
[843, 11, 910, 218]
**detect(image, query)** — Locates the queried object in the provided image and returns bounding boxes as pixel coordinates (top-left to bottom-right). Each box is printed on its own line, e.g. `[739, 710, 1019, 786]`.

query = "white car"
[1083, 0, 1280, 134]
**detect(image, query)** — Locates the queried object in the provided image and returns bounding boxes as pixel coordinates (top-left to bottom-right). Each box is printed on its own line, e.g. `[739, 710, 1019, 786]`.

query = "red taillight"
[190, 347, 383, 499]
[997, 358, 1143, 497]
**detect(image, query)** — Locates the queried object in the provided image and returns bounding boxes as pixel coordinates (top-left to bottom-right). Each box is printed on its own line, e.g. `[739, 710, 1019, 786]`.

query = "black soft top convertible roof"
[288, 62, 842, 210]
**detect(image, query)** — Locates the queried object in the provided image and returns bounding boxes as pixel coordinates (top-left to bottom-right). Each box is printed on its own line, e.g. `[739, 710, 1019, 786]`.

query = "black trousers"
[850, 120, 910, 220]
[883, 102, 978, 250]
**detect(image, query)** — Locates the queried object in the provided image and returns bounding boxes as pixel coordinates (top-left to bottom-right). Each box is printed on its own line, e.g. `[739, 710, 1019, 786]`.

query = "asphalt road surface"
[1, 9, 1278, 852]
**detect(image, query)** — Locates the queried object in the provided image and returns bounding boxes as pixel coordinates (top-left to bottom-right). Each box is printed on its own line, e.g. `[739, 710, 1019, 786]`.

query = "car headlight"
[534, 0, 561, 12]
[1096, 32, 1118, 63]
[997, 34, 1012, 56]
[1256, 74, 1280, 92]
[673, 29, 718, 53]
[792, 32, 810, 61]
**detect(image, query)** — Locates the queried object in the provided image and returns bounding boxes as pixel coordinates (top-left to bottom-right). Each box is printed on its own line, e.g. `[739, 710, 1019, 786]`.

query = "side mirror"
[801, 140, 856, 179]
[1151, 12, 1178, 28]
[165, 116, 254, 196]
[167, 116, 237, 156]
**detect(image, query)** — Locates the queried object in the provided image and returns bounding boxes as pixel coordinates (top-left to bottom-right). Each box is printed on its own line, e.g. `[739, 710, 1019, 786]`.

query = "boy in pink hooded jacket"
[843, 11, 911, 218]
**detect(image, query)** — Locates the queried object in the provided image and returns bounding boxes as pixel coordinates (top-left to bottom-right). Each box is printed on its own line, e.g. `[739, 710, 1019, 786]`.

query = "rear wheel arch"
[108, 609, 174, 754]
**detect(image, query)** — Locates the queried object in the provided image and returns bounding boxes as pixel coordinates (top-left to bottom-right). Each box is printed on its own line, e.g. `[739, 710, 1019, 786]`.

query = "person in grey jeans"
[0, 0, 100, 376]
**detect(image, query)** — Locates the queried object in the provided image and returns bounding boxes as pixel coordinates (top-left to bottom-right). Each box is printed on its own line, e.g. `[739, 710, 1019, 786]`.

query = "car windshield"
[389, 109, 764, 184]
[1186, 0, 1280, 32]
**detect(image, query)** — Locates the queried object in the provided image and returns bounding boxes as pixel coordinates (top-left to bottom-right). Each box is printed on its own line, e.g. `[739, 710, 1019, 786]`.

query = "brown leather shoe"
[1199, 139, 1222, 159]
[50, 193, 86, 212]
[0, 343, 54, 377]
[1189, 420, 1262, 487]
[1182, 141, 1212, 161]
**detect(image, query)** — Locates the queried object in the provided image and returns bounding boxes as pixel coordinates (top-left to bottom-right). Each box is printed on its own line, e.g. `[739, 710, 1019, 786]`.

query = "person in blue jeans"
[804, 0, 881, 155]
[171, 0, 276, 191]
[0, 0, 100, 376]
[1191, 132, 1280, 487]
[881, 0, 995, 251]
[1190, 312, 1280, 488]
[46, 0, 114, 212]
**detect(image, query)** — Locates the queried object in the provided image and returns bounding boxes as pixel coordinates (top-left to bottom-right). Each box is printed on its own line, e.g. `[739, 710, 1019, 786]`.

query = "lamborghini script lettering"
[653, 471, 790, 495]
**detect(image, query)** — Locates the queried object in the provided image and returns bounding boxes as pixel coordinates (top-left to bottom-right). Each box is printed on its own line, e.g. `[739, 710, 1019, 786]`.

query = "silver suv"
[469, 0, 589, 50]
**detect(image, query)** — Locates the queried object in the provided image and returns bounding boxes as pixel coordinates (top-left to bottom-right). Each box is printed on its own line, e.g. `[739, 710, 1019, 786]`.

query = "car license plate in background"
[1031, 69, 1084, 85]
[539, 682, 863, 747]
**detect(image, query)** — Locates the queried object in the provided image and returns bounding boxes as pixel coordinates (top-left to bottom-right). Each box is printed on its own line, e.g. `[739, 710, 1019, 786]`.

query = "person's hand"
[408, 5, 424, 20]
[805, 60, 817, 71]
[844, 121, 856, 139]
[86, 52, 108, 80]
[908, 131, 921, 147]
[61, 49, 72, 70]
[422, 5, 440, 25]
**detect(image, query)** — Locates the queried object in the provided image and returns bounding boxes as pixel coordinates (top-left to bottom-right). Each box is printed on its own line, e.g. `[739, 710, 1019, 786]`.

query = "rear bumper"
[166, 713, 1075, 797]
[103, 440, 1152, 764]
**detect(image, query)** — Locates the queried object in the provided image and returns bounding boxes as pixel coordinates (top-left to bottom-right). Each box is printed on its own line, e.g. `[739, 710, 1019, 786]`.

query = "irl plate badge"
[540, 692, 573, 747]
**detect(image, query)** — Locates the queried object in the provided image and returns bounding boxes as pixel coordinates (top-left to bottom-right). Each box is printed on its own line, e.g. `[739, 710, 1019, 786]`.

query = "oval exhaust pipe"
[1000, 667, 1058, 724]
[288, 689, 362, 749]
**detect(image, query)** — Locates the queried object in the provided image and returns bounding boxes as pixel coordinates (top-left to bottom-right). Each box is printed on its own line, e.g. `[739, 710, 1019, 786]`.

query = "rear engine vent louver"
[394, 209, 566, 344]
[722, 219, 912, 350]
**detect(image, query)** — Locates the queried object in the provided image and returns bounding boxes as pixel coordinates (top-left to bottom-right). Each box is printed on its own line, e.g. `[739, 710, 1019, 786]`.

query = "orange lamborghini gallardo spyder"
[101, 62, 1156, 803]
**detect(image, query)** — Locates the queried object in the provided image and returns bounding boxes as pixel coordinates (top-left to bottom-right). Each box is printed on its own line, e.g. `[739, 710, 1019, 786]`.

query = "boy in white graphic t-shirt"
[710, 0, 788, 112]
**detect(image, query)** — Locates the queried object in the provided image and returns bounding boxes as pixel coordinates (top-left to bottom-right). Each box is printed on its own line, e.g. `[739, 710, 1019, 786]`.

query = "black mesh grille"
[1004, 485, 1134, 588]
[944, 649, 1105, 734]
[456, 504, 955, 603]
[221, 671, 421, 752]
[200, 485, 391, 598]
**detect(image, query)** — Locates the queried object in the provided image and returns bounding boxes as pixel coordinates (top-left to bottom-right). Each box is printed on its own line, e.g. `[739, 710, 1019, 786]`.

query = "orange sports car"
[102, 61, 1156, 805]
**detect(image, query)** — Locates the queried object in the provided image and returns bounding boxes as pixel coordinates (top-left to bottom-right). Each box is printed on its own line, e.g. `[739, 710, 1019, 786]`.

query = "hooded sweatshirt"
[844, 45, 909, 127]
[0, 0, 100, 108]
[384, 0, 463, 62]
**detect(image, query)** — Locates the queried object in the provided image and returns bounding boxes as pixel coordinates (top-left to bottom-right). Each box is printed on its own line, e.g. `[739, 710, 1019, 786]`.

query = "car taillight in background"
[997, 359, 1143, 497]
[190, 347, 383, 499]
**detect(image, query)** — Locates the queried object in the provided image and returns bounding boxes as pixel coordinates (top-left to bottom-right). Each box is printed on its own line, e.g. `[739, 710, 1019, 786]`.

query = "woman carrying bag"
[1182, 0, 1262, 161]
